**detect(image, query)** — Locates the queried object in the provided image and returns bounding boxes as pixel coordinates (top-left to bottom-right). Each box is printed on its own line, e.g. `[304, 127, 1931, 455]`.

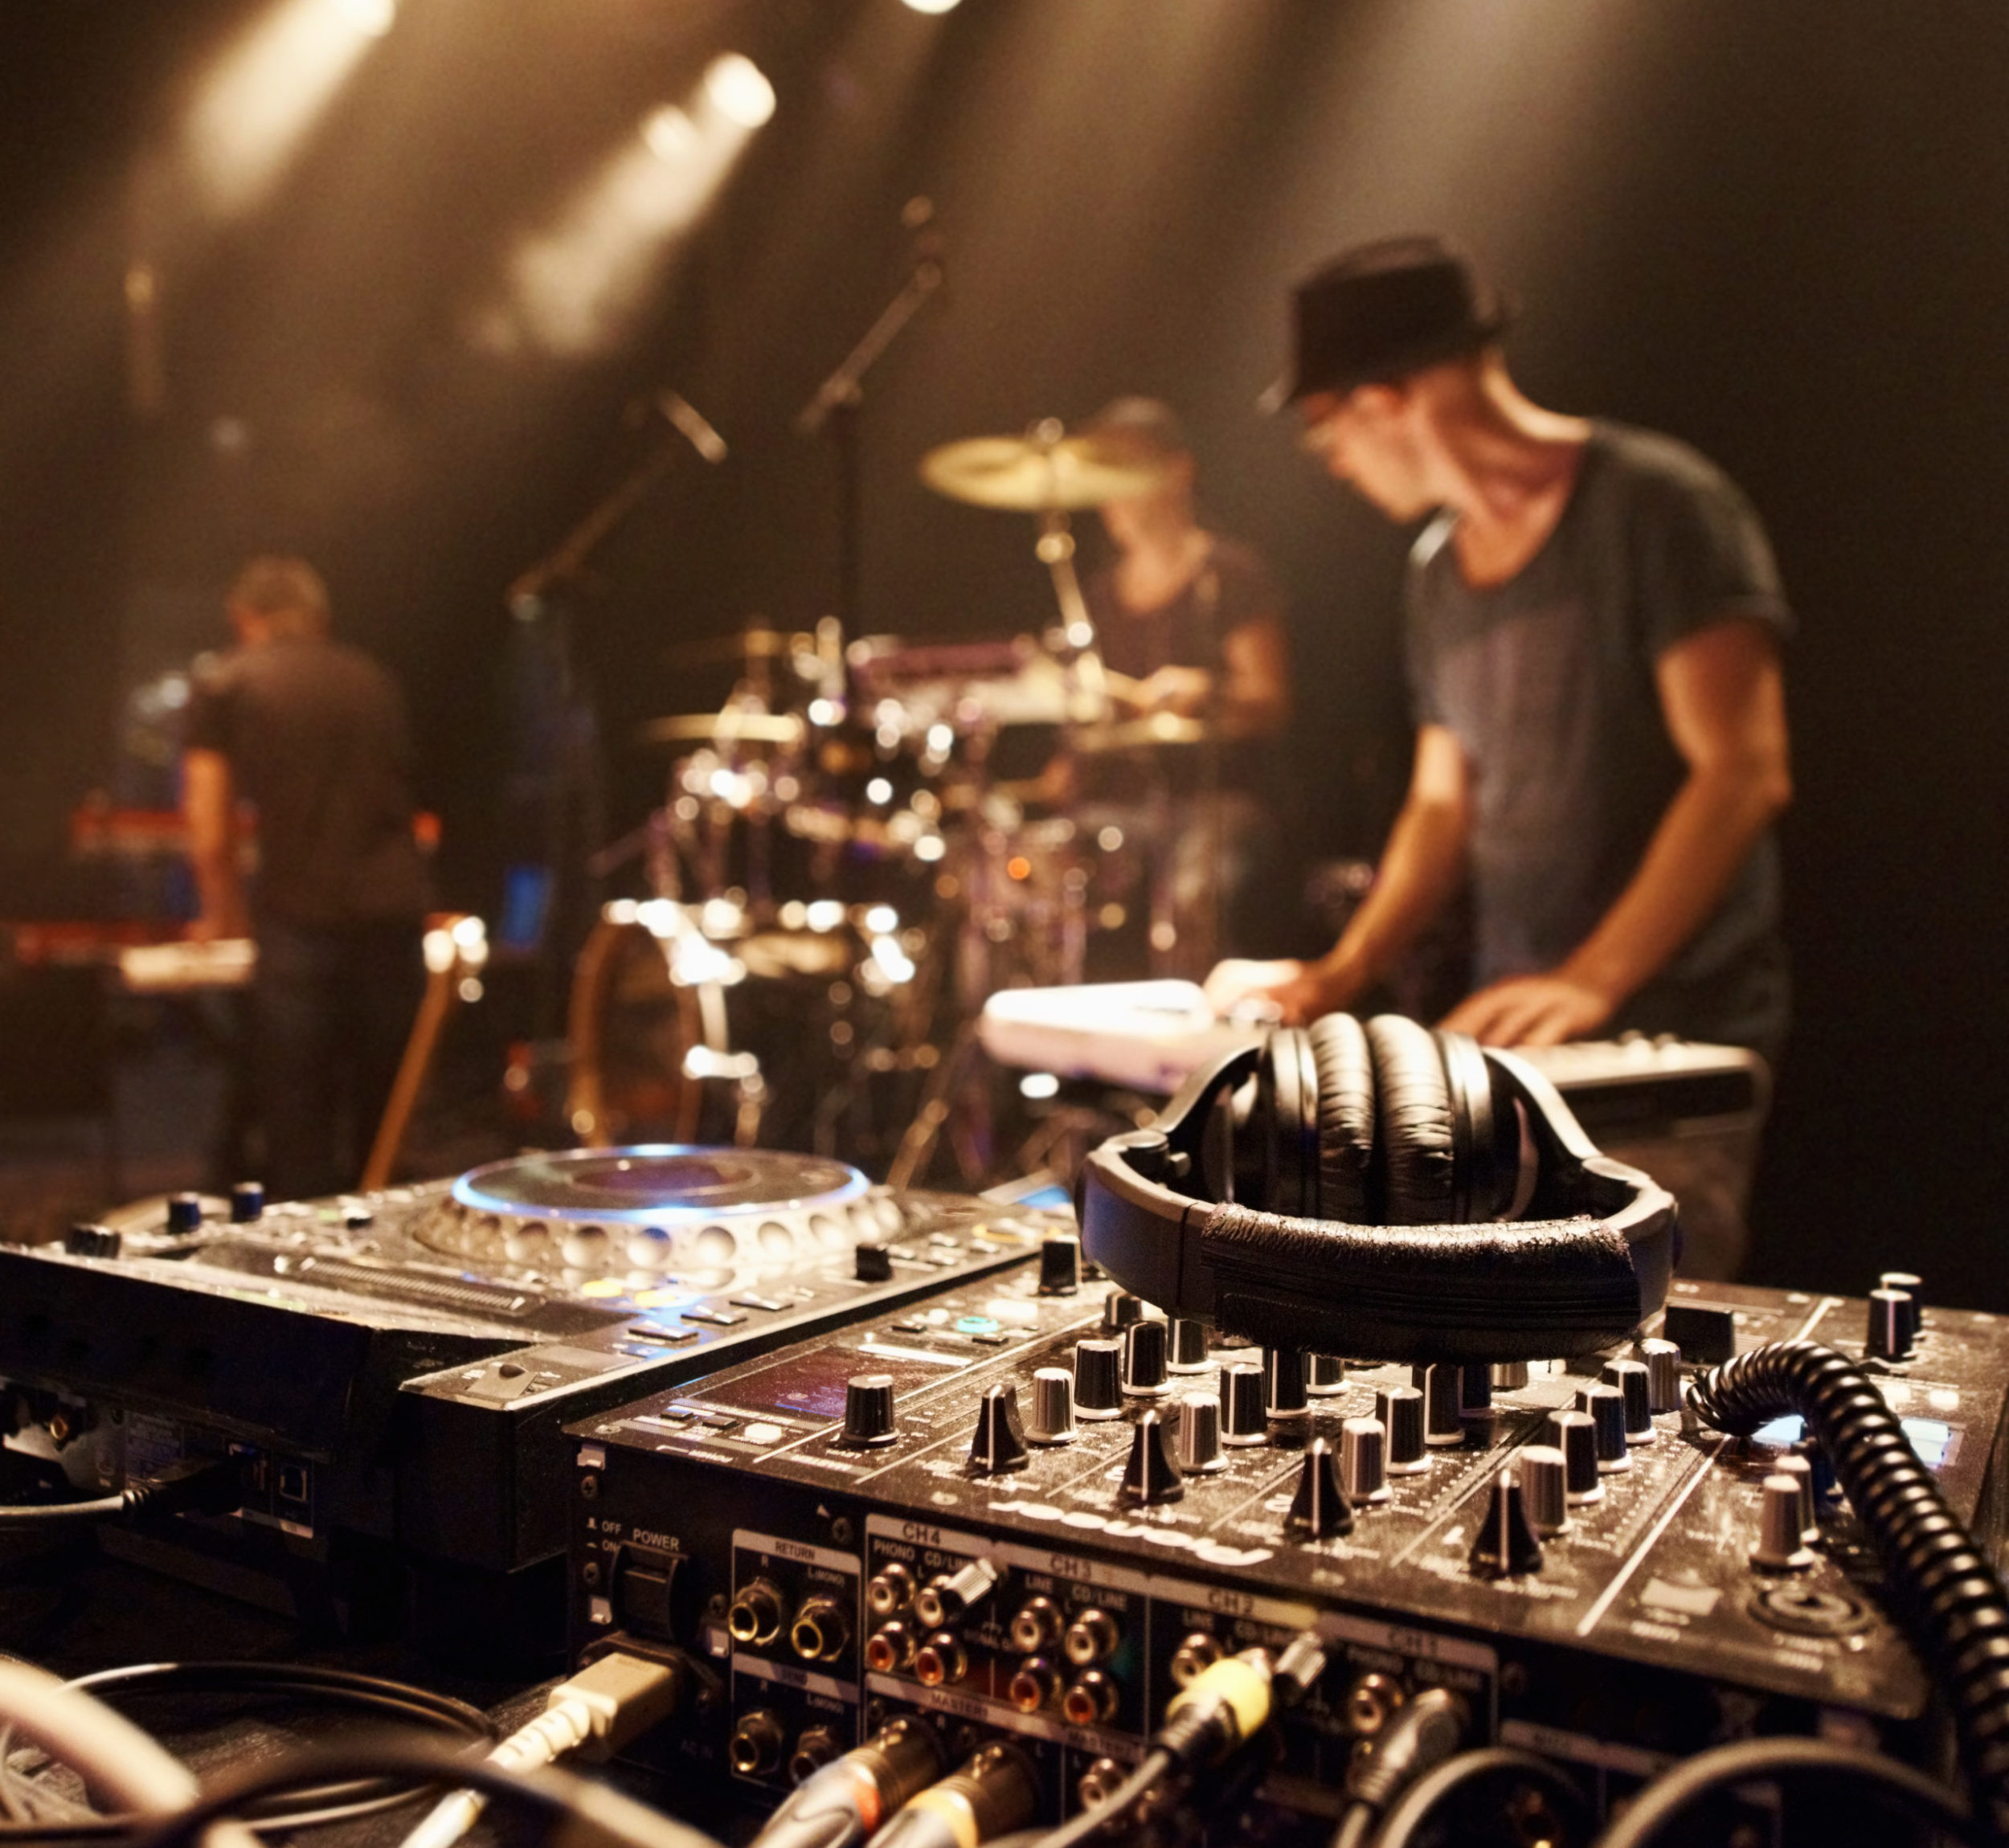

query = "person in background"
[182, 555, 428, 1200]
[1074, 396, 1291, 975]
[1206, 237, 1792, 1277]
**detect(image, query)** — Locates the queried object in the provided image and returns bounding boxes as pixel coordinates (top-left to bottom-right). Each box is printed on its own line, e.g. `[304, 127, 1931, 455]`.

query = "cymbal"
[1069, 712, 1213, 750]
[636, 712, 805, 746]
[919, 431, 1171, 511]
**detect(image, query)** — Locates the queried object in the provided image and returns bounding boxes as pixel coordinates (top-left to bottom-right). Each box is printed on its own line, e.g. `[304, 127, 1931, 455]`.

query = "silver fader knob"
[1306, 1353, 1346, 1396]
[1378, 1385, 1429, 1473]
[1264, 1347, 1310, 1425]
[1577, 1384, 1632, 1474]
[1639, 1338, 1684, 1413]
[1340, 1417, 1390, 1504]
[1771, 1451, 1819, 1543]
[1074, 1339, 1123, 1420]
[1027, 1368, 1078, 1445]
[1491, 1360, 1530, 1392]
[1752, 1473, 1816, 1571]
[1178, 1394, 1225, 1473]
[1167, 1318, 1210, 1372]
[1421, 1364, 1464, 1446]
[1548, 1409, 1604, 1504]
[1602, 1359, 1655, 1445]
[1221, 1363, 1267, 1446]
[1123, 1318, 1170, 1396]
[1519, 1444, 1569, 1535]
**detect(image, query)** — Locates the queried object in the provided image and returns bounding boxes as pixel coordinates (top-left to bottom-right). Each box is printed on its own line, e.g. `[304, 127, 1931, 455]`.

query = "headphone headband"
[1078, 1039, 1677, 1364]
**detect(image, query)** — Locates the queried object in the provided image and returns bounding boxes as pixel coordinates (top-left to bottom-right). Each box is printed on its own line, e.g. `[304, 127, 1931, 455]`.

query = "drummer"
[1068, 396, 1290, 976]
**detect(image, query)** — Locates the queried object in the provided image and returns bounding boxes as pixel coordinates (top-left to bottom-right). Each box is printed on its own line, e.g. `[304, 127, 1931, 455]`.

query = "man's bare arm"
[1205, 722, 1471, 1023]
[1443, 618, 1790, 1046]
[182, 747, 248, 940]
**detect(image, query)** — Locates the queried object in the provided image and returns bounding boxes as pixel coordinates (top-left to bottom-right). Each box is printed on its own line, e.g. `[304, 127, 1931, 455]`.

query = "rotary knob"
[229, 1180, 264, 1224]
[1547, 1408, 1604, 1504]
[1519, 1444, 1569, 1535]
[1073, 1339, 1123, 1420]
[1491, 1360, 1530, 1392]
[1178, 1394, 1225, 1473]
[1602, 1359, 1655, 1445]
[1037, 1233, 1082, 1295]
[1221, 1363, 1267, 1446]
[1264, 1347, 1310, 1425]
[854, 1242, 894, 1282]
[1340, 1417, 1389, 1504]
[1285, 1438, 1352, 1538]
[1122, 1411, 1184, 1506]
[1027, 1368, 1078, 1445]
[1306, 1353, 1347, 1397]
[1866, 1288, 1917, 1362]
[1460, 1364, 1493, 1413]
[841, 1375, 898, 1448]
[1751, 1473, 1816, 1572]
[1123, 1319, 1170, 1396]
[968, 1384, 1029, 1474]
[1577, 1384, 1632, 1473]
[1467, 1468, 1544, 1578]
[1880, 1270, 1925, 1325]
[1378, 1385, 1428, 1474]
[166, 1192, 204, 1234]
[1167, 1318, 1210, 1372]
[1770, 1451, 1819, 1543]
[1103, 1294, 1146, 1335]
[1639, 1337, 1684, 1413]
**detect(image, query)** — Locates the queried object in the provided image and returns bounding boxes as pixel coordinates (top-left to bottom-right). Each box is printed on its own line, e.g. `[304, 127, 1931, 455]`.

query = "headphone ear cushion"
[1306, 1012, 1375, 1220]
[1365, 1012, 1457, 1224]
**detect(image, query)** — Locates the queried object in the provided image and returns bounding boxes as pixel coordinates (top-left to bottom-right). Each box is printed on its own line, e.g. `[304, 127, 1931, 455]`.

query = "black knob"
[1752, 1473, 1815, 1572]
[1037, 1233, 1082, 1295]
[968, 1384, 1029, 1474]
[1306, 1353, 1346, 1396]
[1027, 1368, 1078, 1445]
[1866, 1288, 1917, 1361]
[1073, 1339, 1123, 1420]
[1121, 1411, 1185, 1506]
[854, 1241, 894, 1282]
[1178, 1395, 1225, 1473]
[1549, 1408, 1604, 1503]
[1602, 1359, 1655, 1445]
[1639, 1338, 1683, 1413]
[166, 1192, 204, 1234]
[1123, 1319, 1170, 1396]
[1221, 1363, 1267, 1446]
[1459, 1364, 1492, 1413]
[1520, 1445, 1569, 1535]
[1286, 1438, 1352, 1538]
[1264, 1347, 1309, 1425]
[1103, 1294, 1146, 1335]
[1341, 1417, 1389, 1503]
[229, 1181, 264, 1224]
[842, 1374, 898, 1447]
[1378, 1385, 1428, 1473]
[1167, 1318, 1210, 1372]
[1880, 1269, 1925, 1327]
[1577, 1384, 1632, 1473]
[1662, 1301, 1737, 1365]
[1770, 1451, 1818, 1543]
[63, 1222, 121, 1260]
[1468, 1468, 1544, 1578]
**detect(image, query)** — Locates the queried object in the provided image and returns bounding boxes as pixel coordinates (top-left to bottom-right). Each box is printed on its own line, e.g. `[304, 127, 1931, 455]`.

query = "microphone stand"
[796, 245, 944, 639]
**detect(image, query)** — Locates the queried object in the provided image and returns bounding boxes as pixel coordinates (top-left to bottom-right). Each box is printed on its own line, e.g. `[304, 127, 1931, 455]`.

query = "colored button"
[955, 1315, 1000, 1335]
[729, 1295, 787, 1312]
[698, 1413, 740, 1432]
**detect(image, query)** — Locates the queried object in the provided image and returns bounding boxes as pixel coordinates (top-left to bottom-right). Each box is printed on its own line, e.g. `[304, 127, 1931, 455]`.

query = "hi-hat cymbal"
[636, 712, 805, 746]
[919, 431, 1171, 511]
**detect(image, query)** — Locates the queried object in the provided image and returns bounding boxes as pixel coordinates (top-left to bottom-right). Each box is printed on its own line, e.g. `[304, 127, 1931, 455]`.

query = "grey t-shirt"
[1405, 421, 1792, 1058]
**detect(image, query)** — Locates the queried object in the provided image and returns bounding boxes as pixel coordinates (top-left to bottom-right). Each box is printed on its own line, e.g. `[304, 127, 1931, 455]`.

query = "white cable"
[398, 1697, 595, 1848]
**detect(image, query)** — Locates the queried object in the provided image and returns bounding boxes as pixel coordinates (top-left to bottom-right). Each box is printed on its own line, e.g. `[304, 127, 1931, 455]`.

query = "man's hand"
[1204, 957, 1344, 1026]
[1136, 664, 1213, 716]
[1440, 973, 1614, 1047]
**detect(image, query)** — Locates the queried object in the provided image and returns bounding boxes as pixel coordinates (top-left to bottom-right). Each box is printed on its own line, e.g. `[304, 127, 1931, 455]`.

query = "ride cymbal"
[919, 430, 1171, 511]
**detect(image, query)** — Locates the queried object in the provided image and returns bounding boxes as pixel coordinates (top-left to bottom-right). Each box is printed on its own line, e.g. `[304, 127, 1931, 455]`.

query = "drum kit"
[566, 421, 1230, 1175]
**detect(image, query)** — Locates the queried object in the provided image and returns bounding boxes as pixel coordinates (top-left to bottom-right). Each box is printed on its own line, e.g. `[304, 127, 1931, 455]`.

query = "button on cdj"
[682, 1308, 748, 1327]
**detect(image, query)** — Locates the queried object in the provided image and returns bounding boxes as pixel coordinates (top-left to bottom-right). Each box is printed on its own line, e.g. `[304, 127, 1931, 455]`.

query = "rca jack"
[1062, 1607, 1119, 1667]
[867, 1562, 916, 1618]
[788, 1727, 841, 1784]
[865, 1621, 918, 1674]
[1168, 1631, 1224, 1687]
[729, 1708, 786, 1776]
[1007, 1657, 1062, 1714]
[1061, 1670, 1119, 1726]
[1347, 1671, 1405, 1736]
[913, 1631, 968, 1687]
[791, 1596, 853, 1663]
[1009, 1596, 1063, 1654]
[1078, 1758, 1129, 1807]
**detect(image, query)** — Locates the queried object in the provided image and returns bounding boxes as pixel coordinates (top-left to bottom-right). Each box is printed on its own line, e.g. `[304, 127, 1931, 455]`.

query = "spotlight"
[644, 105, 698, 161]
[902, 0, 961, 12]
[705, 54, 776, 129]
[332, 0, 396, 34]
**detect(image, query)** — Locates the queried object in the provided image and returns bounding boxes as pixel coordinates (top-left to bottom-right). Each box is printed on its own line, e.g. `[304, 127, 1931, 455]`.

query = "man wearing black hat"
[1208, 235, 1792, 1074]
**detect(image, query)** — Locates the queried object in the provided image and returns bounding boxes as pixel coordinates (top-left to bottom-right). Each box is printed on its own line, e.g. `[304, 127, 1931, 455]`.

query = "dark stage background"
[0, 2, 2000, 1302]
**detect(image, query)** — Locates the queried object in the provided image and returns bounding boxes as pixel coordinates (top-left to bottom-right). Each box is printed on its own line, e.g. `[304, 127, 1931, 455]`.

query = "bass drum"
[565, 918, 702, 1147]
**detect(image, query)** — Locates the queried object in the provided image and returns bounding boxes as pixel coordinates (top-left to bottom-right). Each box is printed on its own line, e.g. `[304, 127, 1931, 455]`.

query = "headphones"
[1077, 1012, 1678, 1364]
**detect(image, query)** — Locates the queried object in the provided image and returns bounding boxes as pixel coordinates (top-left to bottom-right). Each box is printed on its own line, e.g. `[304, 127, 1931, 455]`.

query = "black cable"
[0, 1493, 131, 1527]
[125, 1737, 723, 1848]
[1028, 1747, 1174, 1848]
[0, 1661, 497, 1838]
[1688, 1339, 2009, 1838]
[1588, 1736, 1984, 1848]
[1370, 1747, 1589, 1848]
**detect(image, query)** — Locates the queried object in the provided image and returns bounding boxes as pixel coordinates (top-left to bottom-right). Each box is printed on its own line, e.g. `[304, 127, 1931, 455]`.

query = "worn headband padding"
[1201, 1200, 1647, 1362]
[1365, 1013, 1458, 1224]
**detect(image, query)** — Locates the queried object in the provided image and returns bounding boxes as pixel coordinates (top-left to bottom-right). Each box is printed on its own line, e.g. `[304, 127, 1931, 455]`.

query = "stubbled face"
[1098, 452, 1195, 551]
[1299, 386, 1438, 521]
